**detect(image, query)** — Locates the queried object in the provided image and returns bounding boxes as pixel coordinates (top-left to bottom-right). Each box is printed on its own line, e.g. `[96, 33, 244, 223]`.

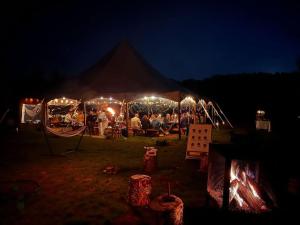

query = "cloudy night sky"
[1, 0, 300, 80]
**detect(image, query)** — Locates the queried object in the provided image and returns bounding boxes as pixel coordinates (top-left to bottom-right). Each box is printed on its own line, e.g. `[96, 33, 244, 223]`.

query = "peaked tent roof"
[78, 41, 187, 101]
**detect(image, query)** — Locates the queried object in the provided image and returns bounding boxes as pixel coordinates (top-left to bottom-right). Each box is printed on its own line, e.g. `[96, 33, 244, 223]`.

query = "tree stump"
[150, 194, 184, 225]
[144, 148, 158, 173]
[144, 146, 156, 151]
[128, 174, 152, 207]
[199, 152, 208, 172]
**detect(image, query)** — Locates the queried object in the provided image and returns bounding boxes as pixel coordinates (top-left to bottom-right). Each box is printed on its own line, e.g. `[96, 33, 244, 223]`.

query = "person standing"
[131, 113, 142, 135]
[98, 110, 108, 136]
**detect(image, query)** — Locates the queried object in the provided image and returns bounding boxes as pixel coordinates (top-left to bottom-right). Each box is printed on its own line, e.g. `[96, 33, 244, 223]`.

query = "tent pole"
[178, 97, 181, 140]
[199, 100, 216, 128]
[84, 102, 87, 126]
[126, 102, 129, 137]
[215, 102, 233, 128]
[75, 127, 86, 151]
[42, 101, 53, 155]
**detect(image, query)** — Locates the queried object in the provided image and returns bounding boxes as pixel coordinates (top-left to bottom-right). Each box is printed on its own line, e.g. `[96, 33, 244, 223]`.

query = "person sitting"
[151, 114, 166, 136]
[131, 113, 142, 135]
[180, 113, 189, 135]
[151, 114, 160, 130]
[141, 115, 151, 130]
[162, 113, 170, 130]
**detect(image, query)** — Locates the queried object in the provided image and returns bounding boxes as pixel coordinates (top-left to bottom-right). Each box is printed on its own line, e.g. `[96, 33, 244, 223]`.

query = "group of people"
[130, 112, 201, 136]
[86, 109, 124, 136]
[50, 108, 208, 137]
[48, 109, 85, 129]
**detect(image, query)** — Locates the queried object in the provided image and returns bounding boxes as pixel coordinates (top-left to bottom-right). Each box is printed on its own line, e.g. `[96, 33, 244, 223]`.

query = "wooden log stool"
[150, 194, 184, 225]
[144, 148, 158, 173]
[128, 174, 152, 207]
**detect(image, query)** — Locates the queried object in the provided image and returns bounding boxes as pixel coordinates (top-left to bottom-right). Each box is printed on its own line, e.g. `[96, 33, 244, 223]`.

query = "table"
[256, 120, 271, 132]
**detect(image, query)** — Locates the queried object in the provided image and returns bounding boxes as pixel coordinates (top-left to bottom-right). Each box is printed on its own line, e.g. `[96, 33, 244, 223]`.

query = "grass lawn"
[0, 127, 231, 225]
[1, 127, 299, 224]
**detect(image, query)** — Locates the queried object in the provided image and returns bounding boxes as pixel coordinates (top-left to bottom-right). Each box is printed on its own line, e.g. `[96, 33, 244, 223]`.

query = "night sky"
[1, 0, 300, 80]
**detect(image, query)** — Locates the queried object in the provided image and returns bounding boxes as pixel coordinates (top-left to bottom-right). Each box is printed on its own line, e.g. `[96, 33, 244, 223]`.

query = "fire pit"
[207, 143, 277, 213]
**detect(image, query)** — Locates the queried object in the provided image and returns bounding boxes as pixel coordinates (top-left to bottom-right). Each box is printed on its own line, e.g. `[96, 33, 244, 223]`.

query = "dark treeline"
[180, 72, 300, 131]
[0, 69, 67, 119]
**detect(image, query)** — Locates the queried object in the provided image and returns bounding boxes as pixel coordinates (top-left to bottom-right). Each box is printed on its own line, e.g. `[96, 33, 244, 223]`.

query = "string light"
[129, 96, 177, 115]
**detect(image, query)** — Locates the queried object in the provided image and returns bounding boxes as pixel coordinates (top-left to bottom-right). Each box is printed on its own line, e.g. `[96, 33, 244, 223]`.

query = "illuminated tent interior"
[46, 97, 82, 130]
[20, 98, 43, 124]
[85, 97, 123, 121]
[128, 96, 178, 117]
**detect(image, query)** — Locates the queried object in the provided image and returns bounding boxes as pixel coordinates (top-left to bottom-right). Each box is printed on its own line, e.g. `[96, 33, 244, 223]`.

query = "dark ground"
[0, 126, 299, 225]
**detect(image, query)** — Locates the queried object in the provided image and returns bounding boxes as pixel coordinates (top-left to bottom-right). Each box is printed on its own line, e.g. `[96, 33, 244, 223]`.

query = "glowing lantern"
[107, 107, 115, 116]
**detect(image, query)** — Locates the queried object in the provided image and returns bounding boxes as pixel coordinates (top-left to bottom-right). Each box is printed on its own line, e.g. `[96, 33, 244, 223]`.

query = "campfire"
[207, 144, 276, 213]
[229, 160, 268, 212]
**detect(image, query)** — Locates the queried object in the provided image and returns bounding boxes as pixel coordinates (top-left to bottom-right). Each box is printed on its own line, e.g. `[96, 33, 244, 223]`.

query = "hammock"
[46, 126, 86, 137]
[25, 104, 41, 117]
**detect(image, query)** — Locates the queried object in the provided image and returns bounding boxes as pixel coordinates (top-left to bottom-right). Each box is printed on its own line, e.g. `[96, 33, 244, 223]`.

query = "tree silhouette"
[296, 57, 300, 72]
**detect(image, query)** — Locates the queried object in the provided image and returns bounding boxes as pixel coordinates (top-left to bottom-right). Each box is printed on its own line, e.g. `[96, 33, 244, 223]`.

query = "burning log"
[150, 194, 184, 225]
[128, 174, 152, 207]
[230, 179, 267, 212]
[143, 148, 158, 173]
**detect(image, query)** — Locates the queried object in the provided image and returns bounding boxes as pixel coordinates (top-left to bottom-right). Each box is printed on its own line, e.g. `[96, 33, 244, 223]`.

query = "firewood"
[236, 180, 267, 211]
[246, 177, 273, 209]
[143, 149, 157, 173]
[128, 174, 152, 207]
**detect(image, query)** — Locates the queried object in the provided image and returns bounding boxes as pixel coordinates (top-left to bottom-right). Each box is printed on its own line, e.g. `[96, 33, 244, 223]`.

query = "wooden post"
[128, 174, 152, 206]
